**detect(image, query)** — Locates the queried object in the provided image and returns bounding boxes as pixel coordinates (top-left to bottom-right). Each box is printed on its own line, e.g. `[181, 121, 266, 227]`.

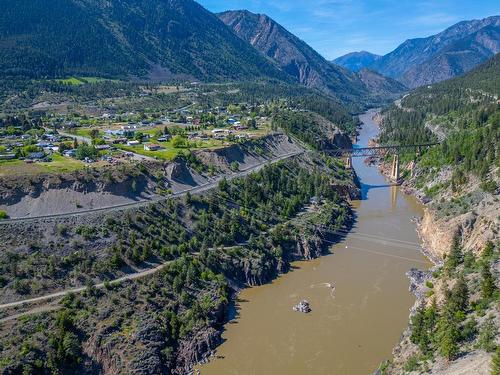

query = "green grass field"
[0, 154, 87, 176]
[116, 139, 225, 161]
[55, 77, 119, 85]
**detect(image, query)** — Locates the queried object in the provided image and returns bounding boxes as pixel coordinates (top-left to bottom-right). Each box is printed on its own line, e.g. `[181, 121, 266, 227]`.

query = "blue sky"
[198, 0, 499, 59]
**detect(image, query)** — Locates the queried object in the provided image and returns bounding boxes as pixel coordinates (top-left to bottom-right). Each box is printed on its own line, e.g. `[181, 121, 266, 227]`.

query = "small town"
[0, 95, 272, 176]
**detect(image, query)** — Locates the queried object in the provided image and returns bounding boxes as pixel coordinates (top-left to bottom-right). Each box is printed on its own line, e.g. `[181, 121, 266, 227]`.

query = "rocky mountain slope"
[357, 68, 407, 101]
[218, 10, 369, 102]
[377, 53, 499, 375]
[333, 51, 381, 72]
[0, 0, 288, 82]
[336, 16, 500, 88]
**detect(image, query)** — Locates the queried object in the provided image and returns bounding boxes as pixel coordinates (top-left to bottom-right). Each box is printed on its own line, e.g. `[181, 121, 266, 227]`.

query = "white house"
[144, 144, 161, 151]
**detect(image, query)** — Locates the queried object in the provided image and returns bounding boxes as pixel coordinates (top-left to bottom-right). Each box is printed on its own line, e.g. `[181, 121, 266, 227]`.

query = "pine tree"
[482, 241, 494, 259]
[435, 307, 460, 360]
[449, 274, 469, 314]
[491, 346, 500, 375]
[481, 262, 496, 300]
[477, 316, 497, 353]
[438, 317, 460, 360]
[445, 234, 463, 275]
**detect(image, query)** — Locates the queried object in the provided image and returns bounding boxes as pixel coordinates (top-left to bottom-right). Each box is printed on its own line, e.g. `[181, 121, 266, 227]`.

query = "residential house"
[144, 144, 162, 151]
[27, 152, 46, 160]
[63, 149, 77, 158]
[157, 135, 171, 142]
[95, 145, 111, 151]
[0, 154, 16, 160]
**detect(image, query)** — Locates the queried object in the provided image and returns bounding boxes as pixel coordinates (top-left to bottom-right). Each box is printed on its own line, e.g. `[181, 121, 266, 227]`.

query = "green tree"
[436, 308, 460, 360]
[481, 262, 496, 300]
[89, 128, 99, 139]
[172, 135, 188, 148]
[482, 242, 494, 259]
[75, 144, 97, 160]
[491, 346, 500, 375]
[449, 274, 469, 315]
[477, 316, 497, 353]
[445, 234, 463, 275]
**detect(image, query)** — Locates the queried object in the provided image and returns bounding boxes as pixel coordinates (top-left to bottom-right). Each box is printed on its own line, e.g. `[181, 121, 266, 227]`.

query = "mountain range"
[0, 0, 406, 105]
[0, 0, 287, 82]
[1, 0, 496, 101]
[218, 10, 369, 102]
[334, 16, 500, 88]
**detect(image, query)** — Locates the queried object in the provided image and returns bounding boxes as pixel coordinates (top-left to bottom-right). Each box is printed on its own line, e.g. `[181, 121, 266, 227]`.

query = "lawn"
[55, 77, 119, 85]
[0, 154, 88, 176]
[116, 139, 226, 161]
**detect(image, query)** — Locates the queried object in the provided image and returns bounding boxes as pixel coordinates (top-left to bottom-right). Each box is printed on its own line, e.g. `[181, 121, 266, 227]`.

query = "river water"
[198, 110, 432, 375]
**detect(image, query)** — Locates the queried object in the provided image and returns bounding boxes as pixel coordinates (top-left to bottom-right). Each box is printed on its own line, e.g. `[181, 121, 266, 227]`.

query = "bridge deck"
[323, 143, 440, 157]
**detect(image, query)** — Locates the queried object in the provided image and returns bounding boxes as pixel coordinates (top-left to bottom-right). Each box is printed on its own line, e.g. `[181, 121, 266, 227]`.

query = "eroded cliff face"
[377, 157, 499, 262]
[409, 171, 499, 261]
[419, 203, 498, 261]
[0, 166, 155, 218]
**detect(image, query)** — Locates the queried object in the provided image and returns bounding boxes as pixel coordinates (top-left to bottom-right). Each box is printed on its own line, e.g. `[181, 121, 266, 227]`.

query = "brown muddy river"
[198, 110, 432, 375]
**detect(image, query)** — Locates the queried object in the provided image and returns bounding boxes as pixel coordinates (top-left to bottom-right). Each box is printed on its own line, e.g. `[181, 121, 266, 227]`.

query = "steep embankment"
[0, 134, 302, 218]
[375, 55, 499, 374]
[0, 152, 359, 374]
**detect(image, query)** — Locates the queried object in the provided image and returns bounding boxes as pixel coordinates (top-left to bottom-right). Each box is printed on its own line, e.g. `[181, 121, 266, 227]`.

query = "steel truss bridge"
[323, 143, 440, 158]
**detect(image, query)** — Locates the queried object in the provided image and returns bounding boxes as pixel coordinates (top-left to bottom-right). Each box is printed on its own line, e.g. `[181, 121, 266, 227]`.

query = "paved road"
[0, 151, 303, 224]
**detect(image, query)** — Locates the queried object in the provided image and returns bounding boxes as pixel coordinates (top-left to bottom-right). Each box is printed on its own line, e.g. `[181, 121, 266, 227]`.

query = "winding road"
[0, 246, 243, 322]
[0, 150, 303, 321]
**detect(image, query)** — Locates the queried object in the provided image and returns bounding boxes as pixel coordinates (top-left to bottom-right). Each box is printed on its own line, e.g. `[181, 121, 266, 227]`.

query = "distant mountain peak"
[333, 51, 381, 72]
[218, 9, 369, 102]
[370, 15, 500, 87]
[335, 15, 499, 87]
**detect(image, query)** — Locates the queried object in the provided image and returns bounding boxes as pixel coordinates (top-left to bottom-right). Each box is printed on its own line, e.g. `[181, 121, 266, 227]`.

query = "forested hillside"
[380, 53, 499, 187]
[0, 157, 355, 374]
[380, 53, 499, 375]
[0, 0, 287, 81]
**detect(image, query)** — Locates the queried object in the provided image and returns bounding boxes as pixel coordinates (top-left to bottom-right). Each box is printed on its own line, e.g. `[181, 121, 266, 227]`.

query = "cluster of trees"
[290, 95, 358, 135]
[74, 144, 99, 160]
[409, 240, 498, 367]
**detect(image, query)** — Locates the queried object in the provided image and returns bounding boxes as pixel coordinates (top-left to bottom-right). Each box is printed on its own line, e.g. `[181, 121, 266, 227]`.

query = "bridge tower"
[390, 154, 400, 183]
[345, 156, 352, 169]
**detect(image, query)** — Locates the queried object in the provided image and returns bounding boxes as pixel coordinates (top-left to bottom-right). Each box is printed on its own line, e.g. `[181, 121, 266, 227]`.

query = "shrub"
[0, 210, 8, 220]
[404, 355, 419, 372]
[230, 161, 239, 171]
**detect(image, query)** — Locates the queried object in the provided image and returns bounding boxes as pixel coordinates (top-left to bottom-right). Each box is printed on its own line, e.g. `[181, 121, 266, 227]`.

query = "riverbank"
[197, 110, 431, 375]
[372, 108, 499, 375]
